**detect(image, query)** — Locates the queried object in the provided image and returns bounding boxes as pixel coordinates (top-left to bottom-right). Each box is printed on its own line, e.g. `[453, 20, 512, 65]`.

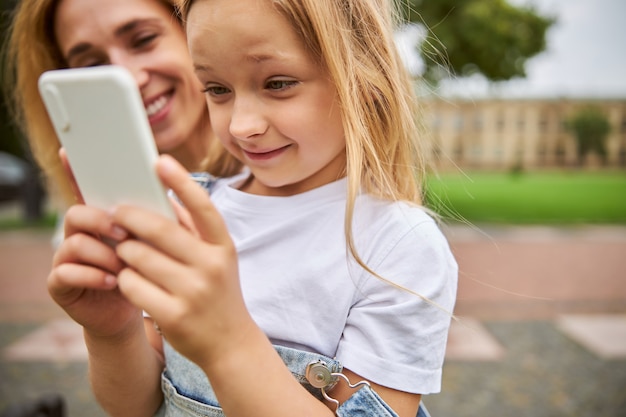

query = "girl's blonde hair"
[3, 0, 240, 208]
[176, 0, 426, 276]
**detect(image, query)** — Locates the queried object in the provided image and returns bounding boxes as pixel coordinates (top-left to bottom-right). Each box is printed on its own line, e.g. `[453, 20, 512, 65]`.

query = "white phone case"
[38, 65, 175, 219]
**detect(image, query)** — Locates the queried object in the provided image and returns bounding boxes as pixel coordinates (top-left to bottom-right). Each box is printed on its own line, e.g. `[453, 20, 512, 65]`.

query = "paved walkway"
[444, 224, 626, 319]
[1, 225, 625, 416]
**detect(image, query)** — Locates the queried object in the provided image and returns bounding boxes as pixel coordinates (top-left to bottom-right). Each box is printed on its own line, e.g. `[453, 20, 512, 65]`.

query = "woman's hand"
[51, 205, 166, 417]
[112, 155, 256, 369]
[48, 204, 145, 339]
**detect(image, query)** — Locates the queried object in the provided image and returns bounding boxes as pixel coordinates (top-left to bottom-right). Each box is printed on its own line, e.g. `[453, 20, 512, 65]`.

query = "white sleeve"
[336, 216, 458, 395]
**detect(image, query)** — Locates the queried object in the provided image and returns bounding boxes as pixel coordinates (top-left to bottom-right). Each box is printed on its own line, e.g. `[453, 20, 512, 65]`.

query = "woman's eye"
[133, 34, 158, 48]
[266, 80, 298, 91]
[68, 56, 109, 68]
[84, 61, 106, 68]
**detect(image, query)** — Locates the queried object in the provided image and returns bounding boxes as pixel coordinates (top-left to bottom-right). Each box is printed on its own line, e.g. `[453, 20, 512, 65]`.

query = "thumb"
[155, 155, 230, 245]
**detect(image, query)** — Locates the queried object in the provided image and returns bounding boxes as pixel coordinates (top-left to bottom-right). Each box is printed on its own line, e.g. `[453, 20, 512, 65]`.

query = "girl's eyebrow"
[193, 63, 213, 73]
[193, 53, 275, 73]
[246, 53, 274, 63]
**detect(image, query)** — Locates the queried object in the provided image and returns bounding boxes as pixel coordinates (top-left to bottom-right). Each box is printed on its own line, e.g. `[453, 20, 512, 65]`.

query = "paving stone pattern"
[1, 226, 625, 416]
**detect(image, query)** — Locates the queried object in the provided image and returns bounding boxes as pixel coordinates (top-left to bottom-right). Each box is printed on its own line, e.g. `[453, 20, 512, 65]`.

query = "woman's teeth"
[146, 95, 168, 117]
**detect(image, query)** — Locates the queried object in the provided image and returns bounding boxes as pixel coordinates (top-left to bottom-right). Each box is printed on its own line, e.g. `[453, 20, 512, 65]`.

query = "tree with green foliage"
[397, 0, 555, 83]
[567, 106, 612, 166]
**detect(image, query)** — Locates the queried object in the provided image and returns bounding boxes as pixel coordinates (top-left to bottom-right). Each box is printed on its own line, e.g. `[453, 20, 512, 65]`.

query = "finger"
[156, 155, 230, 244]
[53, 233, 126, 275]
[59, 148, 84, 204]
[117, 266, 179, 323]
[111, 204, 204, 266]
[49, 263, 118, 298]
[64, 204, 128, 243]
[170, 196, 198, 237]
[115, 238, 188, 293]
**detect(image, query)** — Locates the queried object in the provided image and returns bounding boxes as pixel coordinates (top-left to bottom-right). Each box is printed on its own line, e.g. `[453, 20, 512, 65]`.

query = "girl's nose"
[229, 96, 268, 139]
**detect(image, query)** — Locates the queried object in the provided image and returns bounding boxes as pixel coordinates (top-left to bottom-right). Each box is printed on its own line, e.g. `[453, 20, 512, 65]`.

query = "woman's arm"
[49, 204, 165, 417]
[85, 318, 164, 417]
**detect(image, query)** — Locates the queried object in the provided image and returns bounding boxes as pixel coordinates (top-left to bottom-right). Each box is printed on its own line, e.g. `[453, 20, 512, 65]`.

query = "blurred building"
[423, 97, 626, 170]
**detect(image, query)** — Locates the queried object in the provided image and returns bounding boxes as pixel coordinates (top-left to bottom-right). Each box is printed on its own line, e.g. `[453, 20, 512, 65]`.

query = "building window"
[496, 113, 505, 132]
[432, 144, 442, 159]
[537, 144, 547, 165]
[431, 114, 442, 131]
[494, 146, 504, 160]
[453, 138, 463, 160]
[473, 112, 483, 132]
[517, 113, 525, 132]
[454, 113, 464, 132]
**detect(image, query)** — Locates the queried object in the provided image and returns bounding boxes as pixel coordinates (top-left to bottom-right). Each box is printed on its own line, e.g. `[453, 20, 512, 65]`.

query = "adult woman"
[4, 0, 241, 209]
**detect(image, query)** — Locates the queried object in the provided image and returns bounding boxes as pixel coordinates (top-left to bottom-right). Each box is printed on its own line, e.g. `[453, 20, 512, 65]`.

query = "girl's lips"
[243, 145, 290, 161]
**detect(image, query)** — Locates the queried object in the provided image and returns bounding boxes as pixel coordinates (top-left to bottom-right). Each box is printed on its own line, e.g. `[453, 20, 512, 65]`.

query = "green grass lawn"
[0, 211, 58, 231]
[1, 171, 625, 229]
[425, 170, 626, 224]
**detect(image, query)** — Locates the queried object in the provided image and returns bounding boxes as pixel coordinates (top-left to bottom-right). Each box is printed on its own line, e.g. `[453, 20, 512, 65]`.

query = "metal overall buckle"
[305, 360, 370, 413]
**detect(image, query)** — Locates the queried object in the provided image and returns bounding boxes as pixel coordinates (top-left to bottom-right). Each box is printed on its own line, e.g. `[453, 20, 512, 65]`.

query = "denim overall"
[154, 342, 431, 417]
[158, 174, 433, 417]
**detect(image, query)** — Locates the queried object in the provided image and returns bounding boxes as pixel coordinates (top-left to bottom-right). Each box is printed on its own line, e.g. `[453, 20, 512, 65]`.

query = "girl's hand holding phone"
[112, 155, 256, 368]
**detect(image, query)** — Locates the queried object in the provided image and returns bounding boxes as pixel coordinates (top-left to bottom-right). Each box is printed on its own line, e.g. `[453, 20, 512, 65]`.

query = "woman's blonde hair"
[3, 0, 240, 208]
[176, 0, 426, 277]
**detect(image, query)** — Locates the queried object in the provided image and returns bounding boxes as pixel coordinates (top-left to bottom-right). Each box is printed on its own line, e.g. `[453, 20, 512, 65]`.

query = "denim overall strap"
[188, 172, 218, 193]
[417, 402, 432, 417]
[159, 342, 343, 416]
[156, 341, 431, 417]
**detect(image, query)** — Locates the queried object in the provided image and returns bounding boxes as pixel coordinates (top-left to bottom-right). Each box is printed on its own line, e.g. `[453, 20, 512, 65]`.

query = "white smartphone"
[38, 65, 175, 220]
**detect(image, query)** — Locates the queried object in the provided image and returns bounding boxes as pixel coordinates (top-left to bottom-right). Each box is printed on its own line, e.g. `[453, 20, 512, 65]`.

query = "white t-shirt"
[209, 174, 458, 395]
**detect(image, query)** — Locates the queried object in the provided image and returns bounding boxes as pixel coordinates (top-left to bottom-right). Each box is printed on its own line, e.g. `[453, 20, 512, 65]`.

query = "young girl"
[49, 0, 457, 416]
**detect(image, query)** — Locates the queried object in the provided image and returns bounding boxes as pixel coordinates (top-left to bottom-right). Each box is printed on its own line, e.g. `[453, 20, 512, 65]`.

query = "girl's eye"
[202, 85, 231, 96]
[266, 80, 298, 91]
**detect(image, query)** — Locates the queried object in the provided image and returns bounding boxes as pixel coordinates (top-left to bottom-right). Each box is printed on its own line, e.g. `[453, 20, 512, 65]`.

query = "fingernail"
[158, 155, 177, 173]
[104, 274, 118, 288]
[110, 225, 128, 240]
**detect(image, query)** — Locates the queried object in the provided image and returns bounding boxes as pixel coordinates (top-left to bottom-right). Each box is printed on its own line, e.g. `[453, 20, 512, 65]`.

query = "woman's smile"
[145, 90, 173, 123]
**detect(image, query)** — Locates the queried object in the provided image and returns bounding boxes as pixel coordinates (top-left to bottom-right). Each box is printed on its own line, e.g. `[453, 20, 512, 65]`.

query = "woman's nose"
[109, 52, 149, 89]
